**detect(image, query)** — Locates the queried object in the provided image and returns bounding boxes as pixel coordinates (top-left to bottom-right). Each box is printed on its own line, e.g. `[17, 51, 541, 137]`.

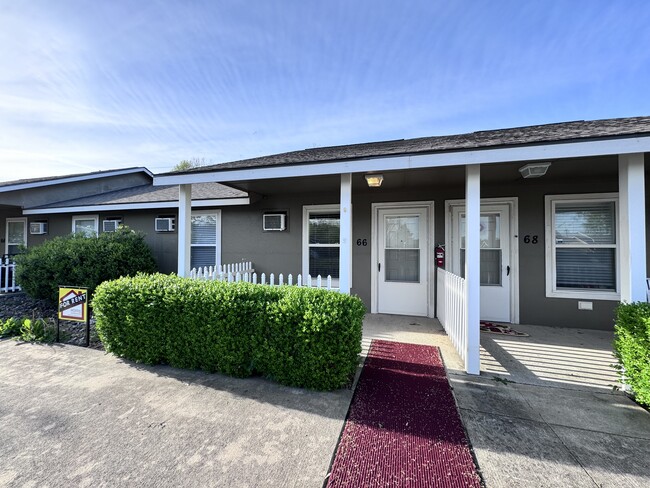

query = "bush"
[0, 317, 22, 338]
[14, 227, 158, 303]
[0, 317, 55, 343]
[614, 302, 650, 407]
[93, 274, 365, 390]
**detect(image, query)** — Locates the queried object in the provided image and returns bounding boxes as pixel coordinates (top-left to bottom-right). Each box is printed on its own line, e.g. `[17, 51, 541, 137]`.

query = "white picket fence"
[0, 256, 20, 293]
[190, 261, 336, 290]
[436, 268, 467, 363]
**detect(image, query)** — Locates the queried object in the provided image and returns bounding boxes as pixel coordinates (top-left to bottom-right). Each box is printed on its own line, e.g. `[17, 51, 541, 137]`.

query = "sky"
[1, 0, 650, 181]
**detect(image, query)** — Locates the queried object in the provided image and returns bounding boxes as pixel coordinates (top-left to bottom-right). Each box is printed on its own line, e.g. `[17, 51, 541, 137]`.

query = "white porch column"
[339, 173, 353, 294]
[177, 184, 192, 277]
[619, 153, 646, 302]
[465, 165, 481, 375]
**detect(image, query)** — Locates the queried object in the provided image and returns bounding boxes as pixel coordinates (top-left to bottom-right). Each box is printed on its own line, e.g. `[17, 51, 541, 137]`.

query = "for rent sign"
[58, 287, 88, 322]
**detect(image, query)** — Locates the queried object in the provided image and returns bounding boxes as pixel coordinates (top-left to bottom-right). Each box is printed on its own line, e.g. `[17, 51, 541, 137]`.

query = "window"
[6, 218, 27, 255]
[190, 211, 221, 269]
[545, 194, 619, 299]
[72, 215, 99, 237]
[303, 205, 340, 281]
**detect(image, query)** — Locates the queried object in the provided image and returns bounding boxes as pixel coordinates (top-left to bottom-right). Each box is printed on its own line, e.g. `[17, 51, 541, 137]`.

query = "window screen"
[191, 214, 218, 268]
[308, 212, 340, 278]
[553, 201, 616, 291]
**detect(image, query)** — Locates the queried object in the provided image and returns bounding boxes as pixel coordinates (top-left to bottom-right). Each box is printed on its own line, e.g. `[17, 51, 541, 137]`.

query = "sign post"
[57, 286, 90, 347]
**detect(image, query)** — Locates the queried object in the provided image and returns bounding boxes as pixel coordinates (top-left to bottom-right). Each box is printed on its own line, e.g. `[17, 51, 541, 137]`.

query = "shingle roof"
[27, 182, 247, 210]
[161, 116, 650, 175]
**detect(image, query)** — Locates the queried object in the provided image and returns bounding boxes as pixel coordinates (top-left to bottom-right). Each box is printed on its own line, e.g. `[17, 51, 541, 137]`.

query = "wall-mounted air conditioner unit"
[155, 217, 175, 232]
[102, 220, 121, 232]
[29, 222, 48, 235]
[263, 213, 286, 231]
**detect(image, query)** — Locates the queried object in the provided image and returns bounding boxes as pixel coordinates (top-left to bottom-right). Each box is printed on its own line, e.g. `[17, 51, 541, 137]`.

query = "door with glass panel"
[190, 211, 221, 270]
[377, 207, 428, 316]
[451, 204, 511, 322]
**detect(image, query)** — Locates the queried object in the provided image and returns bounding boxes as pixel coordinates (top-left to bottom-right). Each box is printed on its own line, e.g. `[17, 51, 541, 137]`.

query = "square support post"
[177, 184, 192, 277]
[339, 173, 353, 294]
[619, 153, 646, 302]
[465, 164, 481, 375]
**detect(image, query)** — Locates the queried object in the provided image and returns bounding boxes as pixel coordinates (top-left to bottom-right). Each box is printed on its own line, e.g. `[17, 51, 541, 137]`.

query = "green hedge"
[14, 227, 158, 303]
[614, 302, 650, 407]
[92, 274, 365, 390]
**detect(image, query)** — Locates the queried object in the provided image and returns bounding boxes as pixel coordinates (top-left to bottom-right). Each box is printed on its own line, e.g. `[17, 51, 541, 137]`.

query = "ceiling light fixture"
[365, 174, 384, 187]
[519, 162, 551, 179]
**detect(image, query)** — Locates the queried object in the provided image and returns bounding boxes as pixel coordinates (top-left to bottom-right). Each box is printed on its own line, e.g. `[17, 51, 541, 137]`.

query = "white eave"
[22, 197, 250, 215]
[153, 136, 650, 185]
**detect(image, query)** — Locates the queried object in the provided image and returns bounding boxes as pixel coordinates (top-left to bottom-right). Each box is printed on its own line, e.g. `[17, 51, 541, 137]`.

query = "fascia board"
[153, 136, 650, 185]
[22, 197, 250, 215]
[0, 167, 153, 193]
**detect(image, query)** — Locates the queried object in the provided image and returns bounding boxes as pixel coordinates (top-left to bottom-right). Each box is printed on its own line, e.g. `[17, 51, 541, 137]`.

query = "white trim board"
[0, 168, 153, 193]
[153, 138, 650, 185]
[370, 201, 435, 318]
[444, 197, 520, 324]
[22, 197, 251, 215]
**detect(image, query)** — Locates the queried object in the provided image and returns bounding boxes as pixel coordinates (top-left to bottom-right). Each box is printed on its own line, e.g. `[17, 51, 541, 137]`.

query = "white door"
[452, 204, 511, 322]
[377, 207, 428, 316]
[5, 218, 27, 255]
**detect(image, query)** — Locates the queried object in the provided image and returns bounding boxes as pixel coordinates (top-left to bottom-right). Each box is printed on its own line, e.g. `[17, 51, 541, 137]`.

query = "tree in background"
[172, 157, 209, 172]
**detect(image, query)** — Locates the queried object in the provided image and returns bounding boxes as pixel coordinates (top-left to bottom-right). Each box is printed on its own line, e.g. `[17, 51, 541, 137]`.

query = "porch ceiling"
[224, 155, 621, 196]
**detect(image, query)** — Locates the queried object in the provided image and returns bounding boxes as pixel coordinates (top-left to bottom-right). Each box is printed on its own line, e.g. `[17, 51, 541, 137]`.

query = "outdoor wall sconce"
[365, 174, 384, 187]
[519, 162, 551, 179]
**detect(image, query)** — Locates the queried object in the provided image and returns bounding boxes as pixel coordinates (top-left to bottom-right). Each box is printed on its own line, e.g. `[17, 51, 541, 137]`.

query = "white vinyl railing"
[0, 256, 20, 293]
[189, 261, 336, 290]
[436, 268, 467, 363]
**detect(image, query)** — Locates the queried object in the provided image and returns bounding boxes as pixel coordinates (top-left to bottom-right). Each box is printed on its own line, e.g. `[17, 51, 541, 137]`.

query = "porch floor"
[361, 314, 650, 487]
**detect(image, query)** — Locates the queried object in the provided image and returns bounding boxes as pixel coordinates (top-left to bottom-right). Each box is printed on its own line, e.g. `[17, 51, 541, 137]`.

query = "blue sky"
[1, 0, 650, 181]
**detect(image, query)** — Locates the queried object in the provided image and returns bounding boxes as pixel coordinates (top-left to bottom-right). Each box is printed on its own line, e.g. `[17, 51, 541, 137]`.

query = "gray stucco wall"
[6, 157, 646, 331]
[218, 162, 631, 330]
[17, 209, 179, 274]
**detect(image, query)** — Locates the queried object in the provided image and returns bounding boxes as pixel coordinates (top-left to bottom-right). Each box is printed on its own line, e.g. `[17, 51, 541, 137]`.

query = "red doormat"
[480, 321, 529, 337]
[326, 340, 481, 488]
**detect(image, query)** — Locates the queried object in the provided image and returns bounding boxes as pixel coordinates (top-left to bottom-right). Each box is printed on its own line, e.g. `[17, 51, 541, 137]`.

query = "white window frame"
[5, 217, 27, 255]
[302, 204, 340, 284]
[190, 209, 222, 269]
[72, 215, 99, 236]
[545, 193, 620, 300]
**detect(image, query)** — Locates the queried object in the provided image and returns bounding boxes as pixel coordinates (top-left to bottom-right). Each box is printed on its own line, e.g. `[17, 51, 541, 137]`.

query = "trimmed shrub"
[93, 274, 365, 390]
[14, 227, 158, 303]
[614, 302, 650, 407]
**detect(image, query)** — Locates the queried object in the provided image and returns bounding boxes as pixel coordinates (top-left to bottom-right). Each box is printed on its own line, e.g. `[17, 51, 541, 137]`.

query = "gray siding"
[218, 164, 630, 330]
[0, 173, 151, 208]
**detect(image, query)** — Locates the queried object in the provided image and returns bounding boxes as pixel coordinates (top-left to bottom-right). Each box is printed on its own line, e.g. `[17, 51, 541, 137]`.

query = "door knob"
[506, 265, 511, 276]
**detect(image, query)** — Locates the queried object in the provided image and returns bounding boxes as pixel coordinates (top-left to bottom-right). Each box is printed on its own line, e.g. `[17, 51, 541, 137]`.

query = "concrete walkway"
[0, 340, 352, 487]
[2, 317, 648, 487]
[363, 314, 650, 488]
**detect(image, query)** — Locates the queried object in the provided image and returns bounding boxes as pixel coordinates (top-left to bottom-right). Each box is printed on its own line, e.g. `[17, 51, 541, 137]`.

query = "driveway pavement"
[0, 340, 352, 487]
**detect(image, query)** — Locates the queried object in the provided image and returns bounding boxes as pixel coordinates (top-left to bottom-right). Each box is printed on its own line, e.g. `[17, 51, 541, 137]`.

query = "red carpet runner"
[326, 340, 481, 487]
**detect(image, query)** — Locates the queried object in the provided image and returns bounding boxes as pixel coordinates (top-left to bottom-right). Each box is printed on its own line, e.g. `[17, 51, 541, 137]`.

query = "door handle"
[506, 265, 510, 276]
[378, 262, 381, 272]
